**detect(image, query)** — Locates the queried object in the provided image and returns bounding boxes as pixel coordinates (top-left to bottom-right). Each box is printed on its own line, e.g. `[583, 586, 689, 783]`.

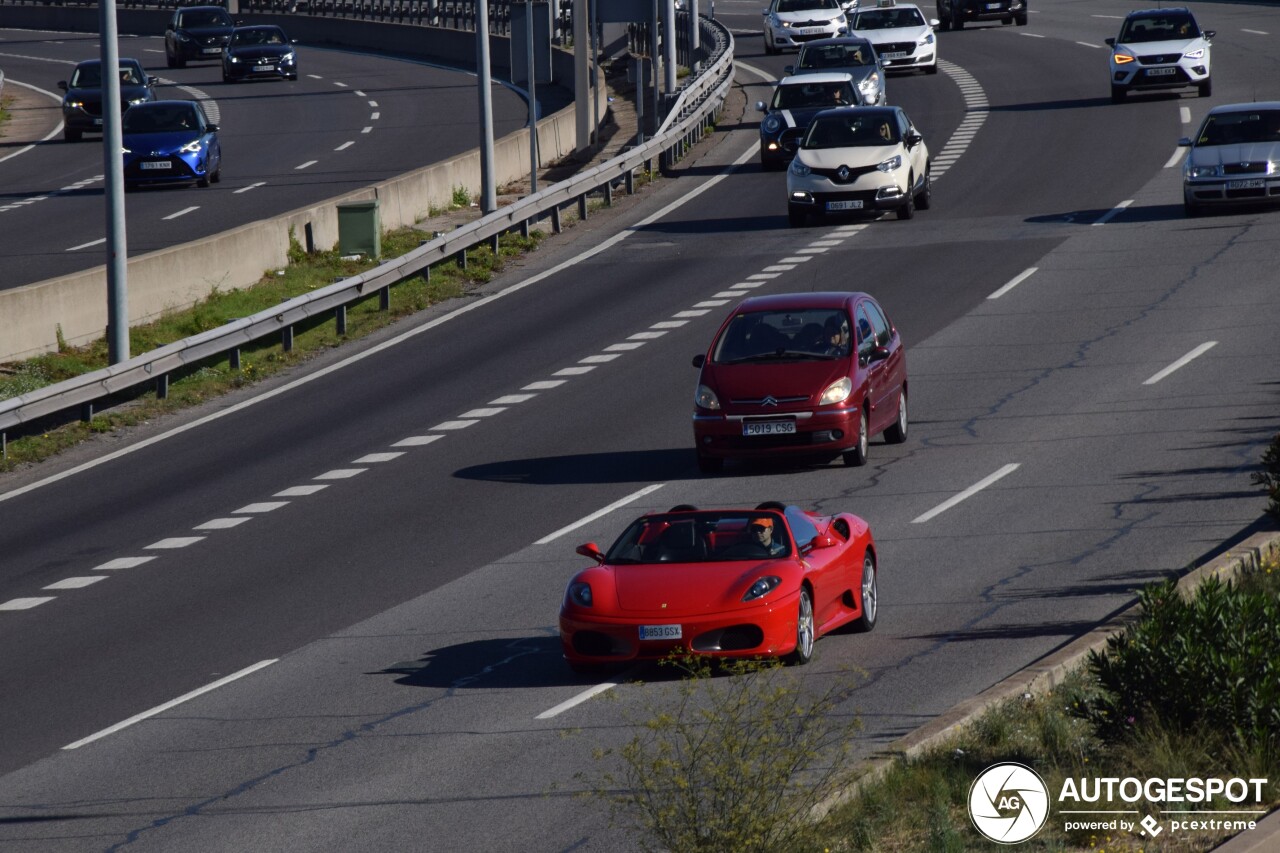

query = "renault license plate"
[744, 421, 796, 436]
[639, 624, 681, 640]
[140, 161, 169, 170]
[1228, 179, 1265, 189]
[827, 199, 863, 211]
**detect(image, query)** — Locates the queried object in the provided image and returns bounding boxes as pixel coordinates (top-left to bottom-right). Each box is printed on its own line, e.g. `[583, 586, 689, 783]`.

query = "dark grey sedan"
[58, 58, 156, 142]
[785, 37, 886, 106]
[165, 5, 238, 68]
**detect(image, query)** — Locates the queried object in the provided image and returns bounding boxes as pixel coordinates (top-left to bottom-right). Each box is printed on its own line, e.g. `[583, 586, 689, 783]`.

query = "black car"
[784, 37, 886, 106]
[222, 25, 298, 82]
[165, 5, 239, 68]
[58, 58, 156, 142]
[756, 73, 860, 170]
[936, 0, 1026, 29]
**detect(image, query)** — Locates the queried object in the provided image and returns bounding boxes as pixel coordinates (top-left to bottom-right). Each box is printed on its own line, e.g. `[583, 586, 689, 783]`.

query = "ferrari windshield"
[605, 512, 793, 563]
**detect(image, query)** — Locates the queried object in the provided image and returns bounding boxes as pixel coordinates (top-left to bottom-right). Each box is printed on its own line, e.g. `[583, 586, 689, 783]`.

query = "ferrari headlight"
[568, 581, 593, 607]
[877, 154, 901, 172]
[859, 72, 880, 92]
[789, 158, 811, 177]
[819, 376, 853, 405]
[762, 114, 783, 134]
[1113, 52, 1135, 65]
[1185, 163, 1222, 179]
[743, 576, 782, 602]
[179, 140, 203, 154]
[1183, 47, 1205, 59]
[695, 384, 721, 410]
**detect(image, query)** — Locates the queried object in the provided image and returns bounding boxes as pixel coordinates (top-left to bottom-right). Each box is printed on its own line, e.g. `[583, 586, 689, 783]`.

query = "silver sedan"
[1180, 103, 1280, 217]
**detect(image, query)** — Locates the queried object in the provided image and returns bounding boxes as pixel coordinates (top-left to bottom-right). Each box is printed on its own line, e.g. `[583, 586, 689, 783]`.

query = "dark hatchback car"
[936, 0, 1027, 30]
[757, 72, 860, 170]
[121, 100, 222, 190]
[691, 292, 908, 473]
[165, 5, 239, 68]
[784, 37, 885, 106]
[58, 58, 156, 142]
[222, 25, 298, 82]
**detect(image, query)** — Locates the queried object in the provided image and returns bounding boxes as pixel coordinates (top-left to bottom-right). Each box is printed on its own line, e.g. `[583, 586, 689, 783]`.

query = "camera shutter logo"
[969, 762, 1050, 844]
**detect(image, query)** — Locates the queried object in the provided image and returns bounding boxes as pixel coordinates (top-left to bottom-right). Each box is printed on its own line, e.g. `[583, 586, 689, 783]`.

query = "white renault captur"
[786, 105, 931, 226]
[1106, 7, 1214, 103]
[763, 0, 850, 55]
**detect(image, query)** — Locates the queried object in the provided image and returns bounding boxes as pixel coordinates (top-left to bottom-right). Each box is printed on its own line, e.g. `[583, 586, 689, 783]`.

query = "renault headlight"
[695, 384, 722, 410]
[877, 154, 901, 172]
[819, 376, 853, 405]
[789, 158, 811, 177]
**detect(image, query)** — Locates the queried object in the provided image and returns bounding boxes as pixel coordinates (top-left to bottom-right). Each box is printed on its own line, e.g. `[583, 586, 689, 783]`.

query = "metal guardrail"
[0, 16, 733, 439]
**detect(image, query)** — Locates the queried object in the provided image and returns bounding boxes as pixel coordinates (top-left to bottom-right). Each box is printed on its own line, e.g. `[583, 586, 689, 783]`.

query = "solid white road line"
[988, 267, 1037, 300]
[1093, 200, 1133, 226]
[912, 464, 1021, 524]
[536, 682, 619, 719]
[1143, 341, 1217, 385]
[63, 659, 278, 750]
[535, 484, 666, 545]
[1242, 28, 1269, 35]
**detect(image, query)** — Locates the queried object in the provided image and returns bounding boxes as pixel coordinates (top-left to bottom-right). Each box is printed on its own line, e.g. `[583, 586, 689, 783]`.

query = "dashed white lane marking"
[1092, 13, 1124, 18]
[335, 141, 354, 151]
[796, 247, 829, 254]
[370, 112, 380, 120]
[778, 256, 812, 263]
[988, 267, 1037, 300]
[63, 659, 277, 750]
[933, 61, 988, 181]
[307, 74, 323, 79]
[1076, 41, 1102, 49]
[536, 682, 619, 720]
[67, 238, 106, 252]
[95, 557, 155, 570]
[458, 407, 507, 417]
[605, 343, 645, 352]
[367, 100, 378, 107]
[146, 535, 203, 548]
[272, 486, 325, 498]
[353, 452, 406, 463]
[1242, 28, 1269, 35]
[314, 468, 365, 479]
[674, 309, 711, 318]
[912, 464, 1021, 524]
[431, 420, 480, 430]
[235, 182, 266, 194]
[334, 81, 348, 88]
[1019, 32, 1045, 38]
[713, 291, 744, 298]
[361, 127, 373, 134]
[733, 281, 766, 289]
[491, 393, 537, 403]
[747, 273, 779, 280]
[535, 484, 666, 545]
[195, 517, 251, 530]
[44, 577, 107, 590]
[763, 265, 796, 272]
[296, 160, 318, 170]
[1143, 342, 1217, 385]
[523, 380, 567, 390]
[0, 598, 55, 610]
[579, 354, 619, 364]
[553, 366, 596, 376]
[1180, 107, 1191, 124]
[392, 435, 444, 447]
[629, 331, 667, 340]
[651, 320, 688, 329]
[354, 90, 365, 96]
[1093, 200, 1133, 225]
[694, 299, 730, 307]
[1164, 148, 1185, 169]
[163, 207, 198, 220]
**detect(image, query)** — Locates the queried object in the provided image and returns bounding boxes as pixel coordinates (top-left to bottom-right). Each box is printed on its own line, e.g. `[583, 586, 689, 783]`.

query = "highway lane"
[2, 1, 1280, 848]
[0, 27, 538, 290]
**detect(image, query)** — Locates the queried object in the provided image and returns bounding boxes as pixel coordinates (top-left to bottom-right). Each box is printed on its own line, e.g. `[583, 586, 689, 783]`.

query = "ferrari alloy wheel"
[843, 407, 869, 467]
[853, 552, 878, 632]
[884, 390, 908, 444]
[788, 587, 815, 665]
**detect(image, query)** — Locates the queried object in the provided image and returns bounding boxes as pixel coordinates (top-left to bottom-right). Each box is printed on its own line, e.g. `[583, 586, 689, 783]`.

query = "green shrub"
[1084, 576, 1280, 748]
[451, 185, 471, 208]
[583, 655, 864, 853]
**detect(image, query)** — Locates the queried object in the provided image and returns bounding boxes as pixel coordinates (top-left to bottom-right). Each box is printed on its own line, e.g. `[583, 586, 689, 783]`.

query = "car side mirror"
[692, 353, 706, 368]
[1104, 37, 1115, 47]
[762, 7, 770, 14]
[756, 100, 766, 111]
[206, 123, 219, 132]
[906, 131, 922, 147]
[784, 65, 794, 74]
[809, 533, 838, 549]
[870, 345, 890, 362]
[576, 542, 606, 564]
[1178, 136, 1192, 147]
[57, 81, 68, 90]
[1203, 30, 1215, 40]
[929, 18, 940, 27]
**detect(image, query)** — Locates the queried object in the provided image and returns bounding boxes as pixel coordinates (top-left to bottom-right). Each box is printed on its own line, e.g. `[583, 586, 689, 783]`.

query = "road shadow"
[374, 636, 592, 689]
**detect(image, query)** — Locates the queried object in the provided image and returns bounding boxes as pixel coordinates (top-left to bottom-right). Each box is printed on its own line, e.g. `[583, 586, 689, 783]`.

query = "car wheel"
[788, 205, 807, 227]
[953, 16, 964, 29]
[786, 587, 815, 665]
[211, 164, 222, 184]
[197, 171, 211, 188]
[915, 171, 932, 210]
[925, 62, 939, 75]
[1184, 196, 1201, 218]
[1001, 15, 1012, 24]
[166, 49, 176, 69]
[1198, 78, 1212, 98]
[884, 389, 908, 444]
[851, 552, 878, 633]
[64, 128, 81, 142]
[696, 452, 723, 474]
[289, 73, 299, 81]
[896, 181, 916, 220]
[764, 31, 778, 55]
[1110, 84, 1126, 104]
[174, 54, 186, 69]
[1015, 13, 1028, 25]
[842, 407, 869, 467]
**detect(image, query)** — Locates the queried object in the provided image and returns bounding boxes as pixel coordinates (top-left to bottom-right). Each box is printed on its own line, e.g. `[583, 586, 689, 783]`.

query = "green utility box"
[336, 199, 381, 260]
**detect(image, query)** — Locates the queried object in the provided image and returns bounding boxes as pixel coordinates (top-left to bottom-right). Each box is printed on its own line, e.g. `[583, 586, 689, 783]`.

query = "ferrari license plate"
[202, 47, 222, 54]
[1146, 67, 1177, 76]
[827, 199, 863, 211]
[639, 624, 682, 641]
[1228, 179, 1264, 189]
[140, 161, 170, 170]
[253, 64, 274, 72]
[744, 420, 796, 436]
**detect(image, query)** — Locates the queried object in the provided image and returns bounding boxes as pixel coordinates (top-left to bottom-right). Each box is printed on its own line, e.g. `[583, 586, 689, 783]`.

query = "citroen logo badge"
[762, 395, 778, 407]
[836, 165, 850, 181]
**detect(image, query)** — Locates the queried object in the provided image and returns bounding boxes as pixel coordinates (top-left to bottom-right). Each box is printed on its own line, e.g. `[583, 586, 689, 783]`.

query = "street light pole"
[526, 0, 538, 194]
[476, 0, 497, 213]
[100, 0, 129, 363]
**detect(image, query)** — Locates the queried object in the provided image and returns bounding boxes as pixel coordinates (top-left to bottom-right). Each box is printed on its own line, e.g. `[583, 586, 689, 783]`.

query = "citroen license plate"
[744, 421, 796, 436]
[639, 624, 681, 640]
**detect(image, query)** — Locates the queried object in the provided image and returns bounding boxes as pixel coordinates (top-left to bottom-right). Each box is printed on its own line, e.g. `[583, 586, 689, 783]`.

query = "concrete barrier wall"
[0, 9, 601, 362]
